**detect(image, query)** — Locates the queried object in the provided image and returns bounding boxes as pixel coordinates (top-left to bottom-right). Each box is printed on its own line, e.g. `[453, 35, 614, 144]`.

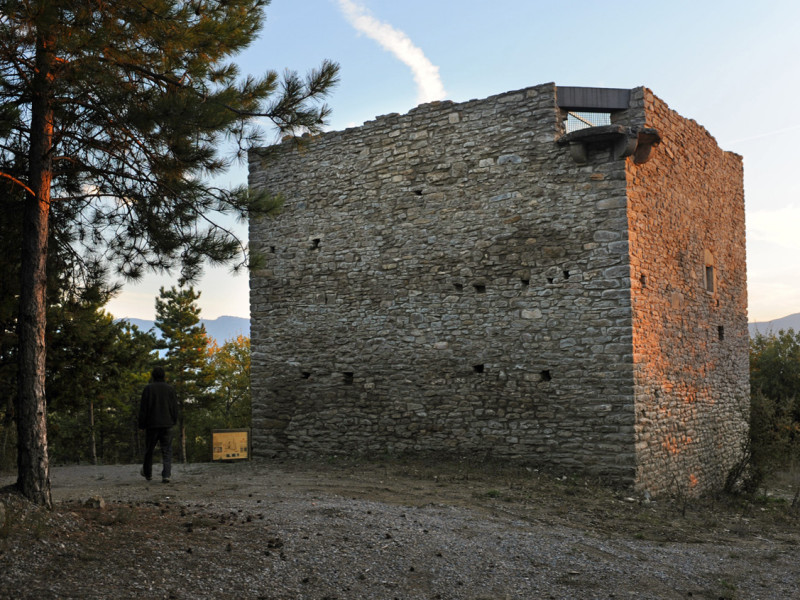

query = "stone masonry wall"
[626, 89, 749, 496]
[248, 83, 749, 493]
[249, 83, 639, 483]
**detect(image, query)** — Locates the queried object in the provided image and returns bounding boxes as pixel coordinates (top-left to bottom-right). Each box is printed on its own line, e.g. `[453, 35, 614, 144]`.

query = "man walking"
[138, 366, 178, 483]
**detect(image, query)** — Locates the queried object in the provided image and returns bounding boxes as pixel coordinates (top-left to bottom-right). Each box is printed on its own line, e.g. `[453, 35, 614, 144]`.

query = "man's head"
[152, 366, 166, 382]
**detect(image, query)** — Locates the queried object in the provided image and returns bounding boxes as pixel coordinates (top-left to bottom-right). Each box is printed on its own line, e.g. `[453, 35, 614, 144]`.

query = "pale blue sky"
[106, 0, 800, 323]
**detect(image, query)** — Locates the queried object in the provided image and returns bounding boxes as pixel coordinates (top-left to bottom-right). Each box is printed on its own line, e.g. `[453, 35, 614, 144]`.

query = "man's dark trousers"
[143, 427, 173, 480]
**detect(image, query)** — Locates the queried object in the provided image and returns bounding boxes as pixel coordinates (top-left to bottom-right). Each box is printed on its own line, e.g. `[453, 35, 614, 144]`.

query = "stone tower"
[248, 83, 749, 496]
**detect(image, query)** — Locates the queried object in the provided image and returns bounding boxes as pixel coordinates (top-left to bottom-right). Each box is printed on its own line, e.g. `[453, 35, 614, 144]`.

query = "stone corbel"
[632, 129, 661, 164]
[558, 125, 661, 165]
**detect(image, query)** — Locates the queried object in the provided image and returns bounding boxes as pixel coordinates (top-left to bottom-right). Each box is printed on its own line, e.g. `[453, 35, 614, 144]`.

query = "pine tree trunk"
[89, 399, 97, 465]
[1, 415, 11, 468]
[16, 28, 54, 508]
[180, 415, 187, 464]
[1, 396, 12, 467]
[133, 423, 141, 463]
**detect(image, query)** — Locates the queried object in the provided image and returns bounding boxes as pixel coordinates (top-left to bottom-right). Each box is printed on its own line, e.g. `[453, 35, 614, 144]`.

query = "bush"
[746, 330, 800, 495]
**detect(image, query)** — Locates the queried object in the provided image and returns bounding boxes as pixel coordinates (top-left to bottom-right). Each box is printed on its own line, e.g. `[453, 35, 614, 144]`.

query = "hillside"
[749, 312, 800, 336]
[119, 315, 249, 343]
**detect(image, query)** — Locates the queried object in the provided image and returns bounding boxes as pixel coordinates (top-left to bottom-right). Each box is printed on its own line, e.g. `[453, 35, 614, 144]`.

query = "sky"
[105, 0, 800, 324]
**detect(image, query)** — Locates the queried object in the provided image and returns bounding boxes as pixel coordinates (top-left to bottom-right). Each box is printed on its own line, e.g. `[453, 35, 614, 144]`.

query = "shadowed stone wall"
[248, 83, 748, 494]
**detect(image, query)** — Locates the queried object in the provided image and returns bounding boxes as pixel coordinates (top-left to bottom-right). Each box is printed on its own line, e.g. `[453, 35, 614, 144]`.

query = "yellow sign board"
[212, 429, 250, 461]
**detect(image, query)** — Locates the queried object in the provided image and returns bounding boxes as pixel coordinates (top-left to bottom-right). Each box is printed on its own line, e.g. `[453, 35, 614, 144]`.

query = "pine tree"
[154, 286, 212, 463]
[46, 290, 157, 464]
[0, 1, 338, 504]
[0, 180, 22, 471]
[0, 179, 122, 470]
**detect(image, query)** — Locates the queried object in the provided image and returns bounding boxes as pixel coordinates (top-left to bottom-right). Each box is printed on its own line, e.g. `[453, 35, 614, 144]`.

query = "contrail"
[726, 124, 800, 145]
[337, 0, 446, 105]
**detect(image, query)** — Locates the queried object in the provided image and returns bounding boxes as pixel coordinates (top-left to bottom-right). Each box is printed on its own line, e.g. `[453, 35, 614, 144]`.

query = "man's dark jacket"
[138, 381, 178, 429]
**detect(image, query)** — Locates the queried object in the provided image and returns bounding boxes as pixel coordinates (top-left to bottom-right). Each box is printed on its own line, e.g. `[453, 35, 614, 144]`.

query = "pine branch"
[0, 170, 34, 196]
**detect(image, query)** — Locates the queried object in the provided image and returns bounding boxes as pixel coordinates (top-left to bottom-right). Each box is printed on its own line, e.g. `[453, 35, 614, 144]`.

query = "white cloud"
[337, 0, 446, 105]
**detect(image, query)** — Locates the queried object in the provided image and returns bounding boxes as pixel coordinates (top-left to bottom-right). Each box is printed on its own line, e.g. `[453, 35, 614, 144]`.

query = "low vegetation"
[742, 329, 800, 503]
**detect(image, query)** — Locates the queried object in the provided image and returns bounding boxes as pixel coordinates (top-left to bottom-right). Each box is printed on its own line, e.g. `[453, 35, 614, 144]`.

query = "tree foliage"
[178, 334, 251, 462]
[46, 291, 157, 465]
[2, 278, 254, 469]
[750, 330, 800, 413]
[1, 0, 337, 279]
[154, 285, 213, 463]
[0, 179, 125, 469]
[1, 284, 158, 468]
[748, 329, 800, 497]
[153, 289, 252, 462]
[0, 182, 21, 470]
[0, 0, 338, 504]
[207, 335, 251, 429]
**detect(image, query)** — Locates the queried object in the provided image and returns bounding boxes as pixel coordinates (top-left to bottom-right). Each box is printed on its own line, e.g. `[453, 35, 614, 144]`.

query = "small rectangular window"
[705, 265, 715, 293]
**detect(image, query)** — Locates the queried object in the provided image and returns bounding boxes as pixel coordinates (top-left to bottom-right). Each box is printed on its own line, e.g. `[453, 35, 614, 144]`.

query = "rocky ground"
[0, 457, 798, 599]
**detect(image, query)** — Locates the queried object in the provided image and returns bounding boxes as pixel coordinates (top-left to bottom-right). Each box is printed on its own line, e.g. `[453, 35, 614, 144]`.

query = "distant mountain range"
[749, 312, 800, 337]
[118, 315, 249, 343]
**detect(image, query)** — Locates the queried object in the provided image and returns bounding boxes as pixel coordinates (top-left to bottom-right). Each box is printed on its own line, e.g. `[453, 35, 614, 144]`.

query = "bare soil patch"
[1, 457, 798, 599]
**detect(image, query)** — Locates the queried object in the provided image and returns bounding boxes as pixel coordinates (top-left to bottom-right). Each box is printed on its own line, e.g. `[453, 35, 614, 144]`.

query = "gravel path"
[1, 460, 797, 599]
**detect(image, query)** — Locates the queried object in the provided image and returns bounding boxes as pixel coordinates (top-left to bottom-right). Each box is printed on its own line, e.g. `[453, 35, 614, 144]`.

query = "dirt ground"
[0, 457, 798, 599]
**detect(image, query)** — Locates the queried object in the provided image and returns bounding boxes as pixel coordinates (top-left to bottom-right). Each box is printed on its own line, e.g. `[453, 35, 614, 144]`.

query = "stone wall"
[626, 89, 749, 496]
[249, 83, 638, 483]
[248, 83, 748, 493]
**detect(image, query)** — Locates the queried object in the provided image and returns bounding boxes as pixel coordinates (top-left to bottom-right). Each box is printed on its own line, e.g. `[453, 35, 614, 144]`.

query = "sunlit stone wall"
[626, 88, 749, 496]
[248, 83, 748, 494]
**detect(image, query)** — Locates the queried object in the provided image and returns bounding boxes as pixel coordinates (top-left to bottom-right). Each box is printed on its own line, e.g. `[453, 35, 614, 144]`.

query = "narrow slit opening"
[705, 265, 715, 292]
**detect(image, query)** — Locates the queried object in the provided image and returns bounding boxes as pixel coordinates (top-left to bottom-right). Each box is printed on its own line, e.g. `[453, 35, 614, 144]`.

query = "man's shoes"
[162, 477, 170, 483]
[140, 467, 152, 481]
